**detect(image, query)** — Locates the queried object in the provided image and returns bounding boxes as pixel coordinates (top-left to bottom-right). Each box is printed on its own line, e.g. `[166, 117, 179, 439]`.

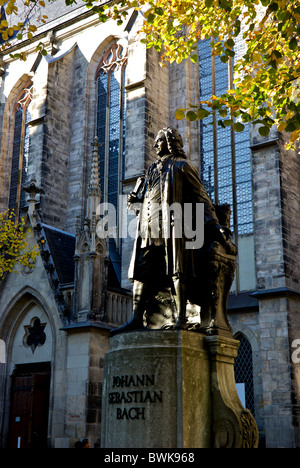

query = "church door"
[7, 363, 51, 448]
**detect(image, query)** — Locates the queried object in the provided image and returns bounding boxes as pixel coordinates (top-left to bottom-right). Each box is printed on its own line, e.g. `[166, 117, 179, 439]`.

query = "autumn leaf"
[0, 210, 39, 280]
[1, 0, 300, 146]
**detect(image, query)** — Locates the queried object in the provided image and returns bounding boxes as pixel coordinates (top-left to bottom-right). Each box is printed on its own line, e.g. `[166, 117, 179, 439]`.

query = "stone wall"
[252, 143, 285, 291]
[278, 135, 300, 293]
[169, 59, 200, 170]
[40, 50, 75, 229]
[251, 127, 300, 446]
[66, 45, 89, 234]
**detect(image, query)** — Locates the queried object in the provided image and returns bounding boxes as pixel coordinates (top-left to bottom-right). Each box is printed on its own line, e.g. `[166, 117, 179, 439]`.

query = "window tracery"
[8, 84, 33, 216]
[95, 42, 127, 281]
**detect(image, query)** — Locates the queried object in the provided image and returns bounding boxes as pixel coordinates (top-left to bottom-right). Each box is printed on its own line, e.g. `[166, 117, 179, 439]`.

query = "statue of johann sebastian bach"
[111, 127, 230, 335]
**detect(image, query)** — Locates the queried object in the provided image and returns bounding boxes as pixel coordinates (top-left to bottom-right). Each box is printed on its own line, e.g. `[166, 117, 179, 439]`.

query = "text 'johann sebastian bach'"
[108, 374, 163, 420]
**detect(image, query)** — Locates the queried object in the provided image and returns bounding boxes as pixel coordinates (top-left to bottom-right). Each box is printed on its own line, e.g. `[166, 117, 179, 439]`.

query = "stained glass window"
[96, 44, 127, 282]
[96, 44, 127, 213]
[199, 40, 253, 235]
[8, 90, 32, 214]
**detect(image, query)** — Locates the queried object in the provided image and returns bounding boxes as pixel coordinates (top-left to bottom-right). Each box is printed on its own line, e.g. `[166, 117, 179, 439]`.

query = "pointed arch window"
[96, 43, 127, 212]
[8, 85, 33, 216]
[198, 39, 253, 236]
[234, 333, 255, 416]
[95, 43, 127, 283]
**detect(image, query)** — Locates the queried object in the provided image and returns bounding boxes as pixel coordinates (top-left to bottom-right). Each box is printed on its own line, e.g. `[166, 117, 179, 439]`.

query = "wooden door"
[7, 364, 50, 448]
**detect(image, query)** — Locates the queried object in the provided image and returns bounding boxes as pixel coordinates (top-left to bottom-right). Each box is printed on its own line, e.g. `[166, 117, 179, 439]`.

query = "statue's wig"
[159, 127, 187, 159]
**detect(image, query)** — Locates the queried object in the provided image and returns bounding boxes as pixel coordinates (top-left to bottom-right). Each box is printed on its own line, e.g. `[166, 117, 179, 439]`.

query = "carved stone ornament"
[13, 84, 33, 113]
[206, 335, 259, 448]
[23, 317, 46, 353]
[95, 43, 128, 78]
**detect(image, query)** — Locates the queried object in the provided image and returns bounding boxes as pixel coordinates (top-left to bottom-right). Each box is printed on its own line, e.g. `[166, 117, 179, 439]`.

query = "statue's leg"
[173, 276, 188, 329]
[132, 280, 149, 324]
[110, 281, 148, 336]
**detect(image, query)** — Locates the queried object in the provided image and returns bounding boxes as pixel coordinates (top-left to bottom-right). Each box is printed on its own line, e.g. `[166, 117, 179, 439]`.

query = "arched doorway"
[3, 297, 53, 448]
[7, 362, 51, 448]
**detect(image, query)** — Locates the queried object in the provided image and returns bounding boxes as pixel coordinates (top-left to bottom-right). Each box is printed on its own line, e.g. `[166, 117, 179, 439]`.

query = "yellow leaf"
[290, 130, 300, 143]
[277, 122, 287, 132]
[175, 109, 186, 120]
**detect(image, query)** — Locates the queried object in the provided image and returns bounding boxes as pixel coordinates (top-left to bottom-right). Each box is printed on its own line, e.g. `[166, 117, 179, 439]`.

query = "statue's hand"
[128, 192, 140, 205]
[128, 192, 142, 216]
[215, 224, 232, 244]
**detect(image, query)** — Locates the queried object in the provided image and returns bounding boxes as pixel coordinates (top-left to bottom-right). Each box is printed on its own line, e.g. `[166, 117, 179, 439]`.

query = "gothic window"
[8, 86, 32, 216]
[96, 43, 127, 213]
[198, 39, 253, 236]
[234, 333, 255, 416]
[96, 43, 127, 282]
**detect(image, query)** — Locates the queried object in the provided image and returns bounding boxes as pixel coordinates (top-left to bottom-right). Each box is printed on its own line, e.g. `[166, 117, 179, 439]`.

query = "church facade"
[0, 0, 300, 448]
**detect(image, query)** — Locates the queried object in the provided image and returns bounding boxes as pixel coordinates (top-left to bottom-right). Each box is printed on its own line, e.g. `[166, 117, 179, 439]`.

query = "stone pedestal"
[101, 330, 258, 448]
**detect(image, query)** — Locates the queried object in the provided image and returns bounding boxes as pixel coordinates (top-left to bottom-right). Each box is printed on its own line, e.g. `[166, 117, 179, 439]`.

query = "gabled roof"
[42, 224, 75, 285]
[16, 0, 85, 27]
[41, 224, 121, 291]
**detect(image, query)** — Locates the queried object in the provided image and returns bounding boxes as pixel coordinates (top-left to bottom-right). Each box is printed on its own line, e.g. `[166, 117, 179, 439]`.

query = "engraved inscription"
[108, 374, 163, 420]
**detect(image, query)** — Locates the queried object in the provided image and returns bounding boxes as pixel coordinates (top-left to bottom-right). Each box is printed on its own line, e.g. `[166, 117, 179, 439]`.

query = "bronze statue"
[111, 127, 237, 336]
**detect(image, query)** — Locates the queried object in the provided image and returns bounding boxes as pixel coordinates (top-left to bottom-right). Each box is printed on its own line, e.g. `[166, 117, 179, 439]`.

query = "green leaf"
[268, 2, 278, 11]
[258, 126, 271, 137]
[190, 54, 198, 63]
[212, 100, 221, 110]
[154, 7, 164, 15]
[186, 111, 198, 121]
[219, 108, 228, 118]
[225, 49, 235, 57]
[289, 37, 298, 51]
[233, 122, 245, 132]
[197, 108, 210, 119]
[223, 119, 233, 126]
[220, 55, 229, 63]
[234, 19, 241, 36]
[219, 0, 232, 12]
[241, 113, 252, 123]
[147, 13, 155, 24]
[226, 38, 235, 49]
[286, 121, 297, 132]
